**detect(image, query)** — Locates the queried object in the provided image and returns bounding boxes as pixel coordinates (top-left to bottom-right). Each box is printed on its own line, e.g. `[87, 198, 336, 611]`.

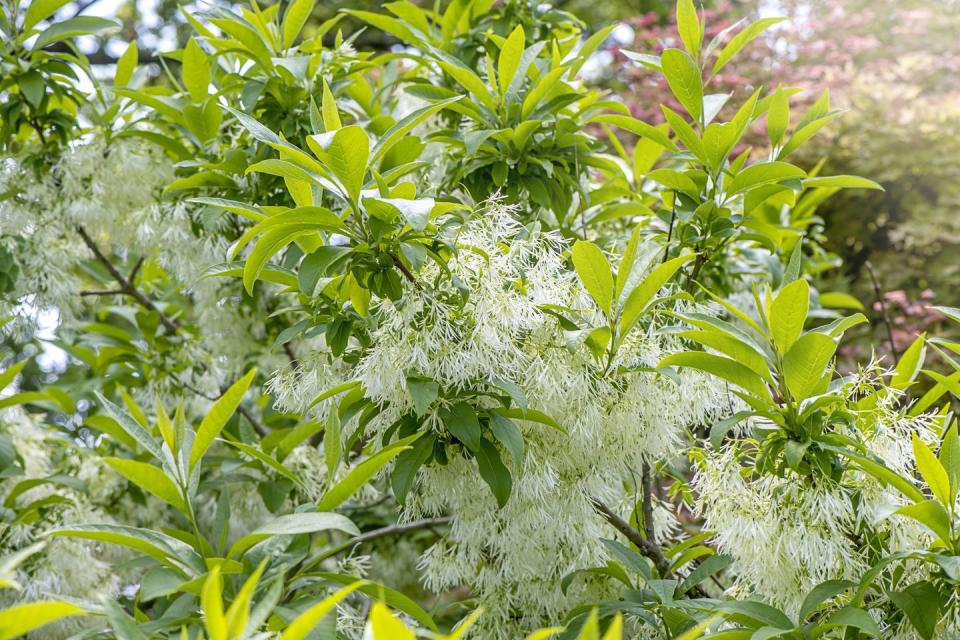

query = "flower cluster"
[273, 206, 729, 634]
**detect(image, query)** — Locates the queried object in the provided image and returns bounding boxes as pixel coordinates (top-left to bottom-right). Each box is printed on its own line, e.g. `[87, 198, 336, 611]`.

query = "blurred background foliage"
[45, 0, 960, 359]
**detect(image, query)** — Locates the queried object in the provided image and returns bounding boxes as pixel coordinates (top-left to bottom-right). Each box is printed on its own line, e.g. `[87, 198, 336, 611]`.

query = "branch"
[76, 225, 180, 334]
[592, 497, 673, 579]
[76, 226, 271, 436]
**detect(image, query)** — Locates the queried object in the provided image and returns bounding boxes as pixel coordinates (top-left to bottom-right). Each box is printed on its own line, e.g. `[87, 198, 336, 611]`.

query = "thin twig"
[77, 225, 180, 334]
[640, 462, 658, 544]
[290, 517, 452, 585]
[128, 256, 145, 282]
[79, 289, 126, 297]
[864, 260, 899, 362]
[334, 517, 451, 553]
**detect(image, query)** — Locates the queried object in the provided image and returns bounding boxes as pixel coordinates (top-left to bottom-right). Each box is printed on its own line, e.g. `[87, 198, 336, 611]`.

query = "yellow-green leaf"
[770, 279, 809, 354]
[660, 48, 703, 123]
[912, 434, 951, 506]
[282, 0, 315, 48]
[676, 0, 702, 59]
[498, 25, 525, 98]
[0, 601, 86, 640]
[572, 240, 614, 316]
[201, 565, 227, 640]
[104, 458, 186, 513]
[190, 369, 257, 468]
[182, 38, 210, 103]
[114, 40, 138, 88]
[321, 79, 341, 132]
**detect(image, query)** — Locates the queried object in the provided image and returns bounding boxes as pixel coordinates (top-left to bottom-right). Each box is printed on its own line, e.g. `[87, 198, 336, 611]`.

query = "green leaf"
[315, 573, 438, 631]
[432, 51, 496, 112]
[889, 581, 942, 640]
[676, 0, 703, 59]
[825, 607, 880, 637]
[660, 48, 703, 123]
[101, 597, 148, 640]
[320, 79, 341, 131]
[493, 408, 565, 433]
[489, 412, 524, 465]
[572, 240, 614, 315]
[677, 330, 771, 382]
[912, 370, 960, 416]
[279, 582, 366, 640]
[646, 168, 700, 196]
[391, 434, 434, 505]
[48, 524, 204, 575]
[0, 359, 27, 394]
[891, 333, 926, 390]
[940, 423, 960, 502]
[615, 225, 643, 300]
[770, 279, 809, 354]
[726, 161, 806, 196]
[819, 291, 863, 311]
[712, 18, 786, 76]
[228, 512, 359, 559]
[443, 402, 482, 453]
[282, 0, 315, 48]
[308, 126, 369, 205]
[114, 40, 138, 88]
[709, 411, 752, 449]
[19, 72, 43, 108]
[896, 500, 952, 543]
[406, 378, 439, 416]
[0, 601, 86, 640]
[799, 580, 856, 620]
[660, 352, 769, 399]
[619, 254, 695, 336]
[843, 452, 925, 504]
[801, 175, 883, 191]
[190, 369, 257, 468]
[104, 458, 186, 513]
[912, 433, 951, 506]
[323, 409, 341, 482]
[522, 66, 568, 119]
[767, 88, 789, 146]
[782, 332, 836, 401]
[498, 25, 525, 99]
[32, 16, 118, 49]
[371, 96, 463, 167]
[714, 600, 793, 629]
[588, 115, 676, 151]
[182, 38, 210, 103]
[317, 436, 417, 511]
[23, 0, 71, 31]
[475, 438, 512, 508]
[96, 394, 164, 461]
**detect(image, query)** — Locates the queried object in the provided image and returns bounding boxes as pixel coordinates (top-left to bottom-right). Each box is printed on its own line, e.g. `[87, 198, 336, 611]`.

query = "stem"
[864, 260, 900, 362]
[662, 205, 677, 264]
[389, 252, 421, 290]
